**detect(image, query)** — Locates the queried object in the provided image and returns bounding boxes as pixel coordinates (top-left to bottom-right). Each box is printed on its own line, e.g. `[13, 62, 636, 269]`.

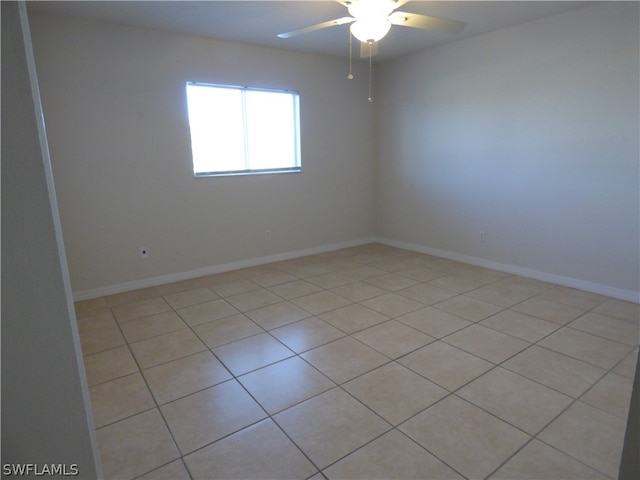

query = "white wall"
[376, 2, 639, 300]
[28, 13, 376, 296]
[30, 3, 639, 302]
[1, 3, 100, 474]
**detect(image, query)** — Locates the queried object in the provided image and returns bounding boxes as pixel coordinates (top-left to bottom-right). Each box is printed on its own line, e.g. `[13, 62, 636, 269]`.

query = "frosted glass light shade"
[350, 18, 391, 42]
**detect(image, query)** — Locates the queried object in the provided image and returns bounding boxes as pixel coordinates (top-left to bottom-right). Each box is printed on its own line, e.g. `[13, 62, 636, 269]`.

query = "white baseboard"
[72, 237, 377, 301]
[377, 237, 640, 304]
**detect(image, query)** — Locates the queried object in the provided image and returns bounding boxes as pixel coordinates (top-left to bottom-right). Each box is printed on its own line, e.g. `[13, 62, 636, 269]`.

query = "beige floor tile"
[307, 272, 356, 289]
[324, 429, 462, 479]
[212, 332, 294, 375]
[456, 266, 511, 283]
[330, 281, 387, 302]
[268, 279, 323, 299]
[105, 287, 160, 307]
[343, 363, 448, 425]
[319, 304, 389, 334]
[535, 286, 609, 310]
[192, 314, 263, 348]
[369, 255, 427, 272]
[397, 307, 472, 339]
[162, 286, 218, 309]
[130, 329, 207, 369]
[77, 310, 126, 355]
[569, 311, 639, 346]
[161, 380, 266, 455]
[466, 284, 534, 307]
[238, 356, 335, 414]
[273, 388, 391, 470]
[176, 299, 239, 326]
[185, 419, 317, 480]
[396, 283, 457, 305]
[512, 297, 585, 324]
[143, 351, 232, 405]
[278, 262, 331, 279]
[353, 320, 435, 358]
[492, 276, 554, 296]
[395, 266, 447, 282]
[269, 317, 346, 353]
[206, 276, 261, 297]
[490, 439, 607, 479]
[427, 275, 486, 294]
[119, 311, 187, 343]
[443, 324, 530, 364]
[331, 262, 387, 280]
[225, 288, 284, 312]
[480, 309, 559, 343]
[291, 290, 352, 315]
[538, 401, 627, 478]
[581, 371, 634, 419]
[89, 372, 155, 428]
[594, 298, 640, 324]
[458, 367, 572, 434]
[245, 300, 311, 330]
[154, 276, 212, 296]
[301, 336, 389, 384]
[111, 297, 172, 323]
[83, 345, 138, 386]
[364, 273, 419, 291]
[74, 297, 108, 318]
[502, 345, 606, 397]
[246, 270, 298, 288]
[398, 342, 493, 392]
[78, 245, 634, 479]
[539, 327, 634, 369]
[96, 409, 179, 479]
[428, 258, 471, 274]
[138, 460, 191, 480]
[400, 395, 530, 479]
[434, 295, 504, 322]
[360, 292, 425, 318]
[614, 348, 639, 378]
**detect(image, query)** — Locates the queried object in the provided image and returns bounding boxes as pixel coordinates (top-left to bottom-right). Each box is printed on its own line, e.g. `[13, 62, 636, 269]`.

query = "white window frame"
[186, 82, 301, 177]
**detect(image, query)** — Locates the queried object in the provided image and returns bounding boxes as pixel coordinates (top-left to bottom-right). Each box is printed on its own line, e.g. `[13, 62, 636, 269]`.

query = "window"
[186, 82, 301, 177]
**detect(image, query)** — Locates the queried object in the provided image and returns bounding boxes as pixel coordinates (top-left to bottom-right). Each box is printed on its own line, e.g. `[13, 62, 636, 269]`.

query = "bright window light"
[186, 82, 301, 177]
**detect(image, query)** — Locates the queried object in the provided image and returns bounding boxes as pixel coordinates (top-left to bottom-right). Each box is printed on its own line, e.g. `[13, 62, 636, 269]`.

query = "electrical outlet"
[479, 231, 486, 243]
[140, 247, 148, 259]
[265, 230, 271, 241]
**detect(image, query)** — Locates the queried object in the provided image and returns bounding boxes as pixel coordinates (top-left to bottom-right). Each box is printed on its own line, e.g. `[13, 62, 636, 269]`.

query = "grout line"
[77, 243, 636, 480]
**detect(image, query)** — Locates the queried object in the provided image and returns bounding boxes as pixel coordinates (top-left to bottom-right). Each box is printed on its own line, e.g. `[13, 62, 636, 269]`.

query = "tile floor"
[75, 243, 639, 479]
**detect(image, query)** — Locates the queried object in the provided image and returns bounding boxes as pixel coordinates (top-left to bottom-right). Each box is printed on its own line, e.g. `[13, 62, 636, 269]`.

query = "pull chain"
[347, 30, 354, 80]
[368, 41, 373, 102]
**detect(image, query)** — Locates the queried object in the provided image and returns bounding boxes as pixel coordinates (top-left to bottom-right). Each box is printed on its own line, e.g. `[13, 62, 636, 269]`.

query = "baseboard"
[377, 237, 640, 303]
[72, 237, 376, 301]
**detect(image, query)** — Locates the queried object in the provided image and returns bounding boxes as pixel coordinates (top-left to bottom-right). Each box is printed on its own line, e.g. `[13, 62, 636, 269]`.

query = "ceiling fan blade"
[389, 11, 467, 34]
[277, 16, 355, 39]
[392, 0, 412, 9]
[360, 41, 379, 58]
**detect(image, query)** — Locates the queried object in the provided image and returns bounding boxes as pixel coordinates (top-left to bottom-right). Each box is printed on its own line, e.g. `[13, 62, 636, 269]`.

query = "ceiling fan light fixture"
[350, 18, 391, 42]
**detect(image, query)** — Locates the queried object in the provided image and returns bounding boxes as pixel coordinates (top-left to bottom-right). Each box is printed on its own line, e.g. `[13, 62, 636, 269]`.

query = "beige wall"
[2, 3, 100, 474]
[29, 2, 639, 301]
[376, 2, 639, 300]
[29, 13, 376, 296]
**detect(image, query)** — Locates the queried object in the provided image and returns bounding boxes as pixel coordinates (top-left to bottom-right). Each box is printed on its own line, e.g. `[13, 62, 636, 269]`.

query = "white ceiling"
[27, 1, 596, 62]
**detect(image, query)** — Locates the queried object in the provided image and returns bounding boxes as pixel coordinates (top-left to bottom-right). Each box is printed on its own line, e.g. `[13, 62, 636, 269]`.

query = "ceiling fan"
[277, 0, 467, 58]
